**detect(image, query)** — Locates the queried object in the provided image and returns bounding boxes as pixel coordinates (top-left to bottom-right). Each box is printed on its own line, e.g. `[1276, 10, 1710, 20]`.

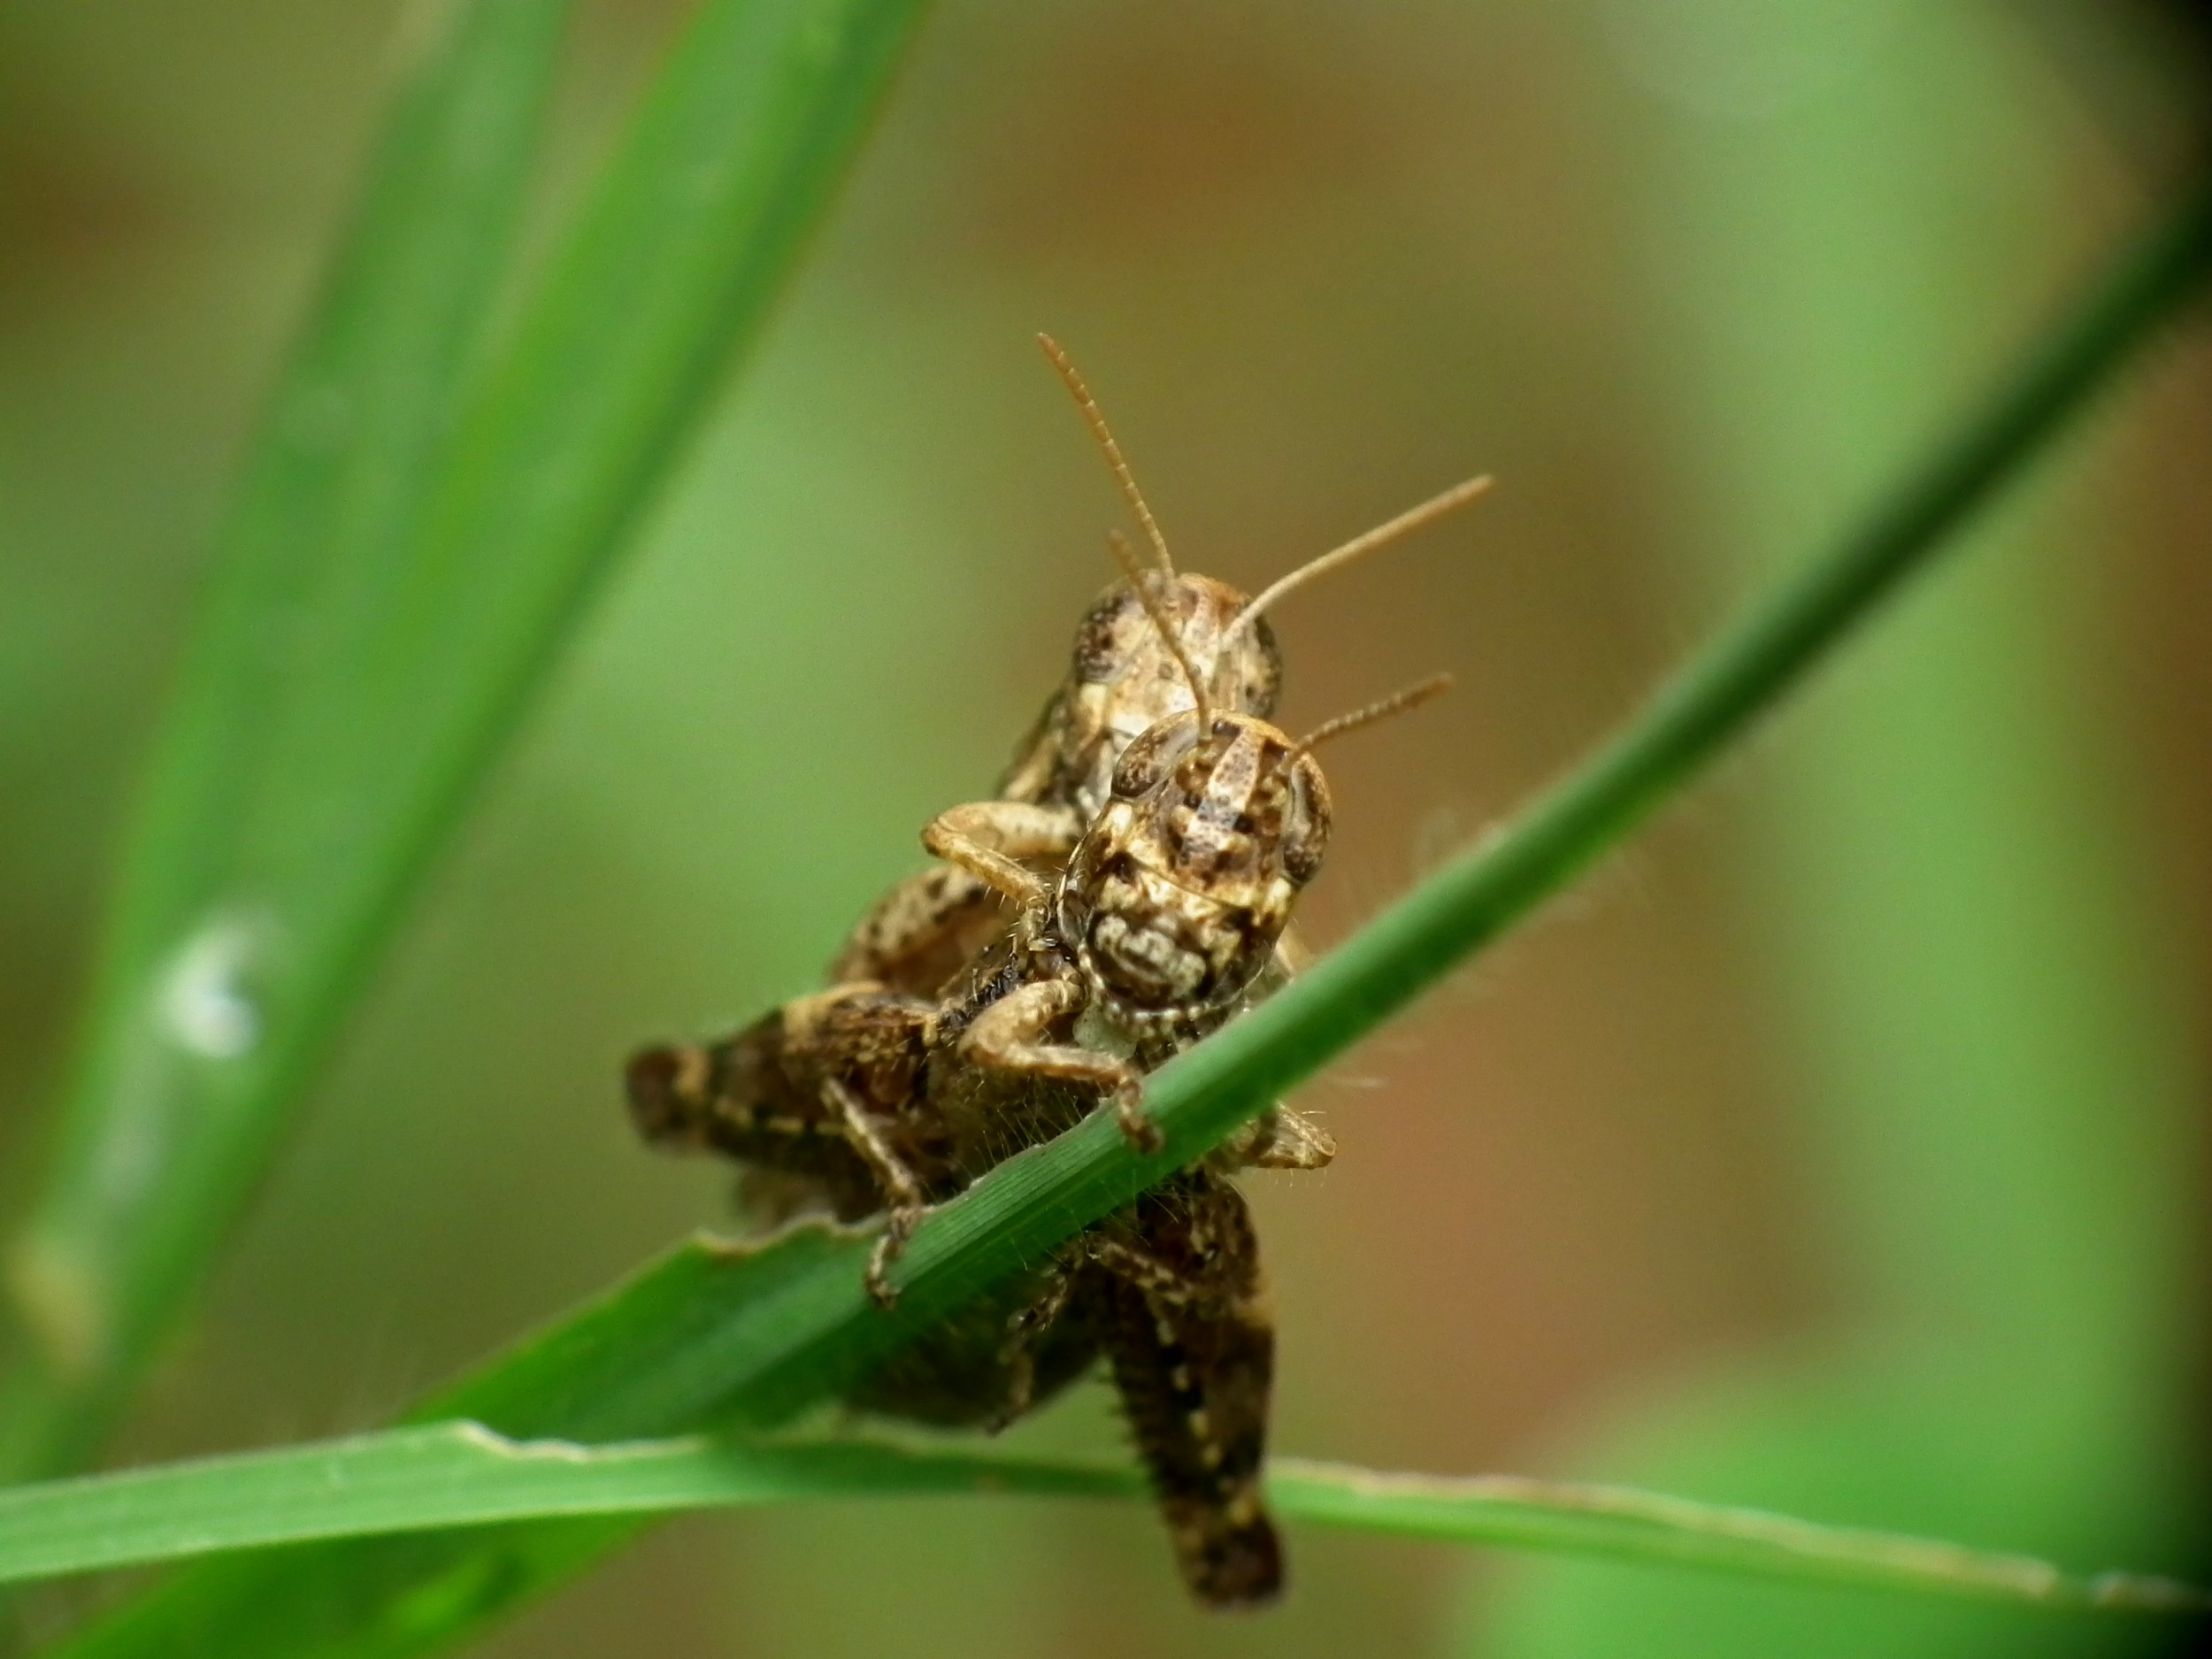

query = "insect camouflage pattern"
[626, 338, 1481, 1607]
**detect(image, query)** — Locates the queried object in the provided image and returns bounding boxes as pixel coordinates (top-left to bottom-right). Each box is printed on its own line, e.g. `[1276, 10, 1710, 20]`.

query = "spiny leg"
[987, 1256, 1084, 1434]
[1211, 1105, 1336, 1172]
[820, 1076, 929, 1310]
[1087, 1169, 1260, 1313]
[959, 978, 1161, 1152]
[1086, 1233, 1206, 1307]
[920, 800, 1080, 912]
[1085, 1229, 1271, 1316]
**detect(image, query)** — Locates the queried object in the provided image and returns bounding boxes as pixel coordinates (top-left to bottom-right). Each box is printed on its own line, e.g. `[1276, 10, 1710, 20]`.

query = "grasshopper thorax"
[1057, 710, 1330, 1032]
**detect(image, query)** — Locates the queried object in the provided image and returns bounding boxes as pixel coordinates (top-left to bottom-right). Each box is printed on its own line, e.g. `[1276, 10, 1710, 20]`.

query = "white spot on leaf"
[157, 913, 266, 1059]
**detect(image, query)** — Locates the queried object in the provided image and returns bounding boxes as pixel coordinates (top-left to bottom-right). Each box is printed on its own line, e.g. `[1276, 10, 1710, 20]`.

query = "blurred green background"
[2, 2, 2208, 1655]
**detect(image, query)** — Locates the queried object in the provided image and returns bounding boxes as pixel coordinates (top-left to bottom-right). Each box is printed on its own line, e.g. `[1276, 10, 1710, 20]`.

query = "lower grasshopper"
[629, 674, 1447, 1605]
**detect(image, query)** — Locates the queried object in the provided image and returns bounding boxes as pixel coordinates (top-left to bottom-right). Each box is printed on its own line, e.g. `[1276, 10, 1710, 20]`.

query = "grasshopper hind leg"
[1104, 1275, 1281, 1608]
[1095, 1175, 1284, 1609]
[828, 864, 1006, 995]
[830, 800, 1083, 995]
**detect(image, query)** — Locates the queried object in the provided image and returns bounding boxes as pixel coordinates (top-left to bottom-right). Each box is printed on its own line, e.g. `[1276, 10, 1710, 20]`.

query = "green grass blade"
[44, 174, 2212, 1659]
[1, 1424, 2200, 1614]
[1263, 1463, 2202, 1610]
[0, 0, 931, 1484]
[48, 1230, 877, 1659]
[0, 0, 573, 1481]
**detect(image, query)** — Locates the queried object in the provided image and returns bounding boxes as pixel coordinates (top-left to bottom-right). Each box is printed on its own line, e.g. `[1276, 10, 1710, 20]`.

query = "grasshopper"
[628, 673, 1448, 1605]
[829, 334, 1487, 998]
[626, 337, 1472, 1604]
[622, 688, 1371, 1293]
[821, 333, 1483, 1179]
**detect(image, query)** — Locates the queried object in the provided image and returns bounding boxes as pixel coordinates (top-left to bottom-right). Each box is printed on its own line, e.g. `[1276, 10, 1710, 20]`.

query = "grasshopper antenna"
[1039, 332, 1177, 577]
[1108, 529, 1213, 729]
[1235, 475, 1494, 636]
[1297, 672, 1454, 752]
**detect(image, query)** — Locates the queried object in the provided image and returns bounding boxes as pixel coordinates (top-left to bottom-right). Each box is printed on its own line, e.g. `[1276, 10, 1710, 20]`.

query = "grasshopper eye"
[1280, 753, 1333, 886]
[1072, 587, 1143, 682]
[1239, 613, 1284, 719]
[1111, 713, 1201, 799]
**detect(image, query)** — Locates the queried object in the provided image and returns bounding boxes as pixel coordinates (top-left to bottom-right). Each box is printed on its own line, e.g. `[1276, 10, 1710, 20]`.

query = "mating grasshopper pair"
[626, 337, 1484, 1606]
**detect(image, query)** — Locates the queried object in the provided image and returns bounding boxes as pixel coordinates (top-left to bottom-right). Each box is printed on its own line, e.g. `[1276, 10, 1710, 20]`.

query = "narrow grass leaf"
[1, 1422, 2200, 1614]
[1263, 1461, 2205, 1611]
[0, 0, 573, 1482]
[44, 177, 2212, 1659]
[0, 0, 931, 1486]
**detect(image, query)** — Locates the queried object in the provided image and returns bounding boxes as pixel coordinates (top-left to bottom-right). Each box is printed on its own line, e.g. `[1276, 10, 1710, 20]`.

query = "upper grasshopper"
[830, 334, 1487, 995]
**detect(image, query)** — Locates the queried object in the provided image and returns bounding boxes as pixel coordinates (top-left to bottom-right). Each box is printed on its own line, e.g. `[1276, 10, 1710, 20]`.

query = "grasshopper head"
[1049, 576, 1282, 819]
[1060, 711, 1329, 1029]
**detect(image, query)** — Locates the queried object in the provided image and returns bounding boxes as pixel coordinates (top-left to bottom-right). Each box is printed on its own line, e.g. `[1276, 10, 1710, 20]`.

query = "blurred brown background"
[2, 2, 2208, 1655]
